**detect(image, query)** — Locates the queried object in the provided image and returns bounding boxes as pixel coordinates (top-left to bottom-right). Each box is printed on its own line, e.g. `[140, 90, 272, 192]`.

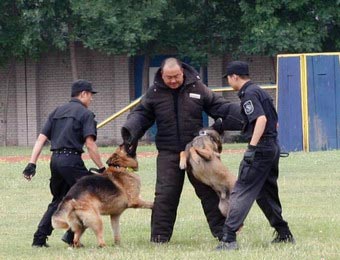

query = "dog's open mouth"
[106, 160, 137, 172]
[105, 150, 138, 172]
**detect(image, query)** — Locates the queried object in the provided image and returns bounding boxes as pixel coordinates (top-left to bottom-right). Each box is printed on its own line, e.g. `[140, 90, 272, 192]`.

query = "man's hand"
[243, 145, 257, 164]
[23, 163, 36, 181]
[210, 118, 224, 135]
[89, 167, 106, 175]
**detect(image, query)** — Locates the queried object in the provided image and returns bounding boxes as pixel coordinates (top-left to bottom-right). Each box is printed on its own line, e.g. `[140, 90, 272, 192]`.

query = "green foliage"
[0, 0, 338, 66]
[71, 0, 167, 55]
[239, 0, 340, 55]
[0, 0, 78, 63]
[0, 1, 24, 64]
[154, 0, 243, 65]
[0, 0, 243, 66]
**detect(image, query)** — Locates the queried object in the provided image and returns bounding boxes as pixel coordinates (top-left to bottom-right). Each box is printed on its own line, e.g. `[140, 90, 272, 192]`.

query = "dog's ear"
[208, 129, 223, 153]
[117, 143, 129, 155]
[213, 131, 223, 153]
[106, 151, 119, 166]
[106, 155, 113, 166]
[217, 140, 223, 153]
[116, 144, 123, 153]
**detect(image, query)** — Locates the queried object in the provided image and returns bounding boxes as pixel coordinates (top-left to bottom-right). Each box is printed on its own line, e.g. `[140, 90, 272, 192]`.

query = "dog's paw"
[214, 152, 221, 158]
[148, 202, 154, 209]
[179, 160, 187, 170]
[98, 242, 107, 248]
[191, 153, 201, 164]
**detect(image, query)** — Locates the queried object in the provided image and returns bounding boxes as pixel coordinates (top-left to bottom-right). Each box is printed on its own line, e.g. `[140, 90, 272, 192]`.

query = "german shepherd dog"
[52, 145, 153, 248]
[179, 128, 236, 217]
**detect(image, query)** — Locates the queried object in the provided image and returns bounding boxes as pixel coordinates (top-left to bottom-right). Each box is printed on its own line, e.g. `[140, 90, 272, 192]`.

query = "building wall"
[0, 48, 276, 146]
[208, 54, 277, 104]
[0, 63, 18, 146]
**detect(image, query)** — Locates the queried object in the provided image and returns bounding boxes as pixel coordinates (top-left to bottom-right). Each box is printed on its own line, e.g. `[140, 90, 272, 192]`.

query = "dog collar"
[126, 167, 135, 173]
[199, 130, 208, 136]
[110, 165, 136, 173]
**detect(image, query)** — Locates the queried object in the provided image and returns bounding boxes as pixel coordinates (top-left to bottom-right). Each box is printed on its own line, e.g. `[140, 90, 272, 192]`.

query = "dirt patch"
[0, 149, 244, 163]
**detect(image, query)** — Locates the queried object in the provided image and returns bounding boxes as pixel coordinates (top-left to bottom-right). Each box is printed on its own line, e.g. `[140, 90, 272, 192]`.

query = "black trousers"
[223, 138, 289, 242]
[33, 153, 91, 240]
[151, 150, 225, 242]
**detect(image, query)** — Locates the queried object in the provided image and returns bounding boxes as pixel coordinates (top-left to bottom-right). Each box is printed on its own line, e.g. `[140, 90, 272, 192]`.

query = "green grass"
[1, 144, 340, 259]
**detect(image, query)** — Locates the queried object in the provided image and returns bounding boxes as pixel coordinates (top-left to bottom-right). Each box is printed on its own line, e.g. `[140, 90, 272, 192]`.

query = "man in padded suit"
[121, 58, 243, 243]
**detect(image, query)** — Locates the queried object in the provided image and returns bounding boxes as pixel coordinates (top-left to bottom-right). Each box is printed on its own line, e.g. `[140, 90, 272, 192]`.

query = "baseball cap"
[222, 61, 249, 78]
[71, 79, 97, 96]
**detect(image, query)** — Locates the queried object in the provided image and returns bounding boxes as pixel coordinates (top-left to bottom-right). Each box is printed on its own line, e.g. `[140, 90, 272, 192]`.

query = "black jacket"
[123, 63, 242, 152]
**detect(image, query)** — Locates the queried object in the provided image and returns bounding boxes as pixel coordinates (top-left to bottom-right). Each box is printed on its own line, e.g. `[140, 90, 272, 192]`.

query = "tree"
[18, 0, 83, 80]
[126, 0, 243, 89]
[0, 1, 25, 65]
[239, 0, 340, 55]
[70, 0, 168, 90]
[151, 0, 243, 66]
[71, 0, 167, 56]
[0, 1, 24, 145]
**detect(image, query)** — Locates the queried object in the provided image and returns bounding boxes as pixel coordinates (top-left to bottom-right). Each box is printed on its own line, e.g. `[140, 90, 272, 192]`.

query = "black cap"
[71, 79, 97, 97]
[222, 61, 249, 78]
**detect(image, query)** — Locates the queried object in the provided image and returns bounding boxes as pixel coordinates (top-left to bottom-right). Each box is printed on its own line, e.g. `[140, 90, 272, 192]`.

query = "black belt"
[256, 136, 277, 145]
[256, 137, 289, 157]
[52, 149, 81, 155]
[259, 136, 276, 142]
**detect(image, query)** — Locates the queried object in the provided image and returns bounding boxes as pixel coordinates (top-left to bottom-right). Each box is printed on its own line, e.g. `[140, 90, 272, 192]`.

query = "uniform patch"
[189, 93, 201, 99]
[243, 100, 254, 115]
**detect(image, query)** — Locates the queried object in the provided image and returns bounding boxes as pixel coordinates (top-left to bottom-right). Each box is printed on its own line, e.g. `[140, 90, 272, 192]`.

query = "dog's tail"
[52, 198, 75, 230]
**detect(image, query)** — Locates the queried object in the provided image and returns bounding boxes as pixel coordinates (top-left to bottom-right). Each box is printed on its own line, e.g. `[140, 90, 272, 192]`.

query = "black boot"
[61, 229, 74, 245]
[215, 232, 238, 251]
[215, 241, 239, 251]
[150, 235, 169, 244]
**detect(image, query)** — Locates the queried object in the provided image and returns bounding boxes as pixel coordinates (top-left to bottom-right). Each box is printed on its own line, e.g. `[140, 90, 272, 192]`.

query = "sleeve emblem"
[243, 100, 254, 115]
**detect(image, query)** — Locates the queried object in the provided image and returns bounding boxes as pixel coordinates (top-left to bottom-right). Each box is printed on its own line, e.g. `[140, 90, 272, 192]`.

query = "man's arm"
[85, 135, 105, 169]
[242, 115, 267, 164]
[23, 134, 48, 181]
[29, 134, 48, 164]
[202, 87, 243, 131]
[249, 115, 267, 146]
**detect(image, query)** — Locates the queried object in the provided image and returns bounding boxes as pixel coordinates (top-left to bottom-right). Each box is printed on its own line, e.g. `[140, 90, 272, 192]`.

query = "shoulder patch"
[243, 100, 254, 115]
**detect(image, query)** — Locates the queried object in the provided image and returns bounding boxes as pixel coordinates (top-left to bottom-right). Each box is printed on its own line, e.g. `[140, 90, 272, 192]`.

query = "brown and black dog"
[52, 145, 153, 248]
[179, 128, 236, 217]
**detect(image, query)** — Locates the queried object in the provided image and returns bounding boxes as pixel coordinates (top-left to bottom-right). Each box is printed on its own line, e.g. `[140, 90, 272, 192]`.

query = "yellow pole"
[97, 85, 277, 129]
[97, 97, 142, 129]
[211, 85, 276, 93]
[300, 54, 309, 152]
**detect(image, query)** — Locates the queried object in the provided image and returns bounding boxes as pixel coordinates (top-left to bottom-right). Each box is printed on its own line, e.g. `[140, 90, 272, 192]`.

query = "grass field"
[0, 144, 340, 260]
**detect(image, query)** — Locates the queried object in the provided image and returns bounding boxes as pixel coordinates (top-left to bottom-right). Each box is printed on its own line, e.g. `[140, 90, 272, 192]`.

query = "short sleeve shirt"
[238, 81, 278, 140]
[41, 98, 97, 152]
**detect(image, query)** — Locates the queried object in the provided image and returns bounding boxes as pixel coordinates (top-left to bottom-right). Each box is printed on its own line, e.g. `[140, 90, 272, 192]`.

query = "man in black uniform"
[22, 79, 106, 247]
[216, 61, 295, 251]
[122, 57, 243, 243]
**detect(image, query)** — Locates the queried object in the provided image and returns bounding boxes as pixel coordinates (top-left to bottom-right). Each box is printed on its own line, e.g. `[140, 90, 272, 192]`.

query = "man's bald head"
[161, 58, 184, 89]
[161, 58, 182, 71]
